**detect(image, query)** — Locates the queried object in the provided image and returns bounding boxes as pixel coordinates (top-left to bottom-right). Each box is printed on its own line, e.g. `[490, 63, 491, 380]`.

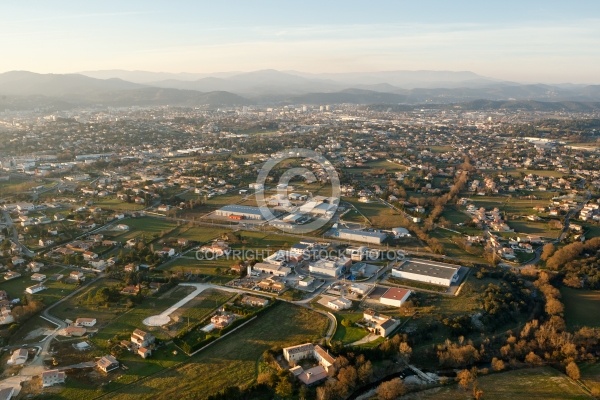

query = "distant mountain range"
[1, 69, 600, 110]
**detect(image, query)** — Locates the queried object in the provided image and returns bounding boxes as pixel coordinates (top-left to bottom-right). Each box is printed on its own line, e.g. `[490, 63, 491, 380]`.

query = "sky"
[1, 0, 599, 83]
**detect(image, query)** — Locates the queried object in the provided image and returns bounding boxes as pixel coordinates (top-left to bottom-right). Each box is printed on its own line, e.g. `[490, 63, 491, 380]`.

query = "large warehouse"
[337, 228, 387, 245]
[391, 258, 460, 287]
[215, 205, 265, 220]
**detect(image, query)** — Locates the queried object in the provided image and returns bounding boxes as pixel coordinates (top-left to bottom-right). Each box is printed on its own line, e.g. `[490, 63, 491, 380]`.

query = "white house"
[70, 271, 85, 281]
[131, 329, 155, 348]
[97, 355, 119, 373]
[327, 297, 352, 310]
[42, 370, 66, 387]
[30, 273, 46, 282]
[25, 283, 47, 294]
[7, 348, 28, 365]
[75, 318, 97, 327]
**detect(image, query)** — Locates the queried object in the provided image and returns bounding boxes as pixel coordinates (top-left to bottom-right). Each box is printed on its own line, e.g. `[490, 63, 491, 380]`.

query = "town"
[0, 102, 598, 400]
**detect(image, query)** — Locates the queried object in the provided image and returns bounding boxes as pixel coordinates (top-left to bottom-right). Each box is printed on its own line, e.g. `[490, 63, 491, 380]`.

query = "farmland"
[343, 198, 408, 229]
[401, 366, 591, 400]
[51, 302, 329, 400]
[561, 287, 600, 329]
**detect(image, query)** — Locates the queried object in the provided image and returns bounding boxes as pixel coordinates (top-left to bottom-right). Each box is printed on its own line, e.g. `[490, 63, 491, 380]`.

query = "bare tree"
[565, 361, 580, 380]
[376, 378, 406, 400]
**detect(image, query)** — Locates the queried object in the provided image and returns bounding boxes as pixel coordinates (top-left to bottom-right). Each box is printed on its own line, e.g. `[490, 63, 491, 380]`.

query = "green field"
[158, 256, 234, 282]
[92, 286, 232, 344]
[508, 220, 559, 239]
[505, 168, 568, 179]
[441, 207, 471, 225]
[0, 267, 77, 304]
[561, 287, 600, 329]
[343, 198, 408, 229]
[118, 217, 178, 236]
[580, 363, 600, 395]
[50, 278, 130, 326]
[429, 228, 484, 263]
[51, 302, 329, 400]
[94, 198, 146, 211]
[582, 224, 600, 239]
[402, 366, 591, 400]
[170, 225, 230, 243]
[332, 312, 369, 344]
[463, 194, 553, 217]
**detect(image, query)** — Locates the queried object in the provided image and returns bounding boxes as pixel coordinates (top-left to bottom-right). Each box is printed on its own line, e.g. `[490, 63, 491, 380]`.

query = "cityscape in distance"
[0, 1, 599, 400]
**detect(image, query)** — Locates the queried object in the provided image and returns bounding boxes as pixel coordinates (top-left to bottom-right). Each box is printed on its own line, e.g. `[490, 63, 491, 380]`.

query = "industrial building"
[379, 287, 412, 307]
[308, 257, 351, 278]
[253, 262, 291, 277]
[391, 259, 460, 287]
[215, 205, 265, 220]
[337, 228, 387, 245]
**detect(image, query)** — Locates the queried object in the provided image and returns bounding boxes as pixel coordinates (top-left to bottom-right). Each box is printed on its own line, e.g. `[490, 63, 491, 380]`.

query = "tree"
[457, 369, 475, 390]
[376, 378, 406, 400]
[257, 372, 277, 387]
[525, 352, 543, 366]
[95, 287, 111, 305]
[337, 365, 358, 394]
[540, 243, 556, 261]
[565, 361, 580, 380]
[275, 377, 293, 399]
[473, 384, 484, 400]
[545, 298, 564, 316]
[398, 342, 412, 363]
[491, 357, 505, 372]
[358, 360, 373, 384]
[316, 380, 339, 400]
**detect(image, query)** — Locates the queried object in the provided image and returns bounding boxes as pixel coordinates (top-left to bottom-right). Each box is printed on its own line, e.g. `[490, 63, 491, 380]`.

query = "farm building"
[391, 258, 460, 287]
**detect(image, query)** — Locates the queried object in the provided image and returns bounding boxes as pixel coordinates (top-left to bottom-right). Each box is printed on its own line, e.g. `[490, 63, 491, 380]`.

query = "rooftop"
[218, 205, 264, 216]
[297, 365, 328, 385]
[394, 258, 460, 280]
[338, 228, 388, 239]
[381, 287, 411, 301]
[283, 343, 314, 355]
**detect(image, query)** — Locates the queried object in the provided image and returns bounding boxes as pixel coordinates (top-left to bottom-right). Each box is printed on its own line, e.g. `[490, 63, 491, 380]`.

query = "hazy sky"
[1, 0, 599, 83]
